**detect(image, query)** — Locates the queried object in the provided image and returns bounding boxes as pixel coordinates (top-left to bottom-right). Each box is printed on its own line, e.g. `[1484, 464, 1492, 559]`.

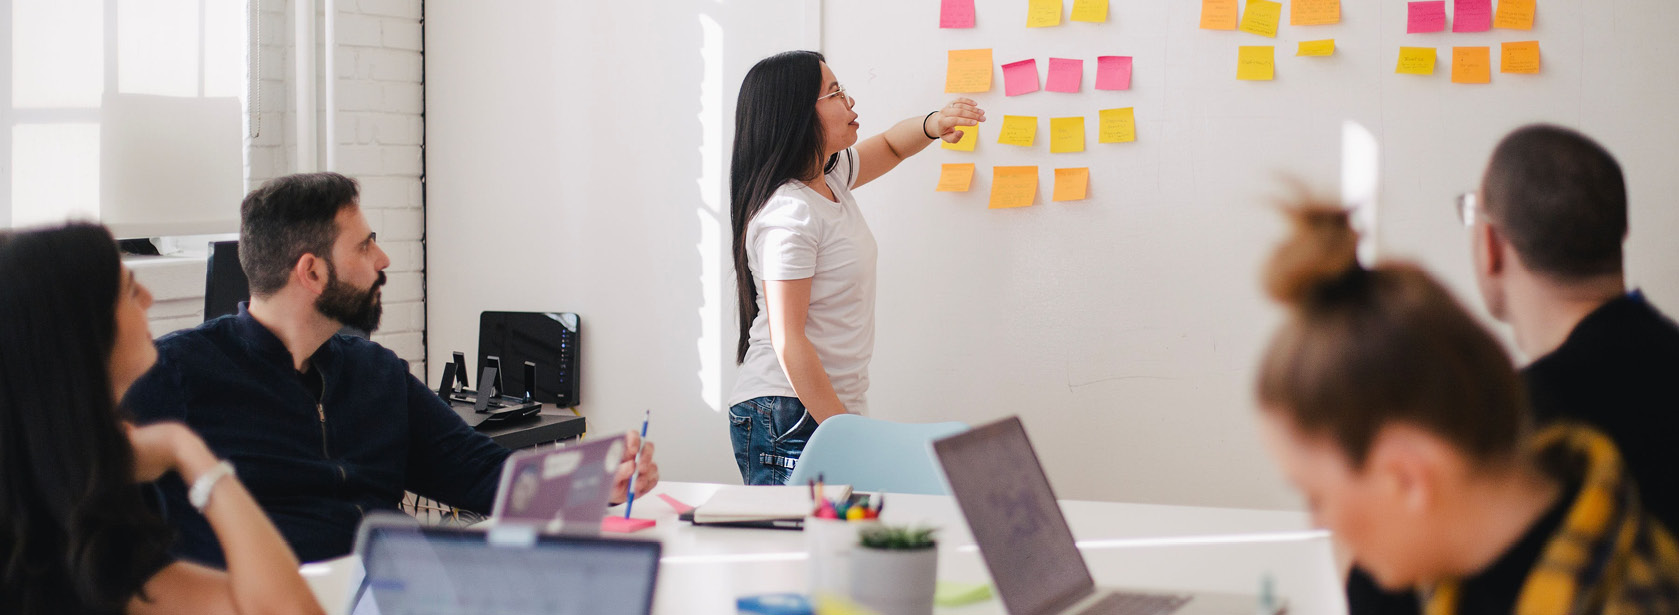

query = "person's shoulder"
[754, 189, 820, 228]
[152, 315, 238, 360]
[330, 333, 406, 367]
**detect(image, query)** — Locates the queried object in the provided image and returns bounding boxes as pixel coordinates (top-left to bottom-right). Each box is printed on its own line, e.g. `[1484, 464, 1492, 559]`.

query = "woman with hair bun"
[1252, 201, 1679, 615]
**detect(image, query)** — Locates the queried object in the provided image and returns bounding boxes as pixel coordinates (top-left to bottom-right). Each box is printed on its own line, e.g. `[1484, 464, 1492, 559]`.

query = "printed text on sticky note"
[1200, 0, 1239, 30]
[1239, 0, 1282, 37]
[1453, 0, 1492, 32]
[937, 163, 976, 192]
[1002, 59, 1041, 96]
[1452, 46, 1491, 83]
[1500, 41, 1540, 74]
[1291, 0, 1340, 25]
[1027, 0, 1062, 27]
[999, 116, 1038, 147]
[1238, 46, 1275, 80]
[1071, 0, 1107, 22]
[942, 126, 978, 152]
[989, 166, 1038, 209]
[941, 0, 976, 28]
[1493, 0, 1534, 30]
[1095, 56, 1132, 90]
[1396, 47, 1437, 75]
[946, 49, 993, 93]
[1407, 1, 1447, 33]
[1098, 108, 1136, 144]
[1046, 58, 1083, 93]
[1297, 40, 1335, 56]
[1050, 117, 1085, 153]
[1053, 168, 1090, 202]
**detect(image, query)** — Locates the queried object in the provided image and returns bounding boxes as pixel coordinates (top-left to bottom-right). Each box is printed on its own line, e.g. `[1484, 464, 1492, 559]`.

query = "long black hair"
[731, 50, 831, 363]
[0, 223, 173, 614]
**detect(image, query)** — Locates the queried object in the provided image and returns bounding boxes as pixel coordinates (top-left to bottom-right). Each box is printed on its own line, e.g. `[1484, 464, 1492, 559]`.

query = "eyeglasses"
[816, 83, 852, 106]
[1455, 191, 1479, 227]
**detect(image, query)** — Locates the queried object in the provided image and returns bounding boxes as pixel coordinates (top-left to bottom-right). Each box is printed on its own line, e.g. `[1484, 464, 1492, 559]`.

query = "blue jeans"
[728, 396, 817, 485]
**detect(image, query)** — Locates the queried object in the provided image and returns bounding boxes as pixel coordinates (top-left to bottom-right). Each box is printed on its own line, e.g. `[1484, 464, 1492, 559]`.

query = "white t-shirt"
[729, 147, 878, 415]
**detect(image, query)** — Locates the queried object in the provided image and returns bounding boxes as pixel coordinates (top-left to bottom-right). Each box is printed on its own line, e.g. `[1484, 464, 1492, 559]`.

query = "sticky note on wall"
[1050, 117, 1085, 153]
[1027, 0, 1062, 27]
[1002, 59, 1041, 96]
[989, 166, 1039, 209]
[1297, 39, 1335, 56]
[1095, 56, 1133, 90]
[1453, 0, 1492, 32]
[998, 116, 1038, 147]
[1407, 1, 1447, 33]
[1396, 47, 1437, 75]
[1452, 46, 1491, 83]
[1238, 0, 1282, 37]
[940, 0, 975, 28]
[936, 163, 976, 192]
[1098, 108, 1136, 143]
[1071, 0, 1108, 22]
[1200, 0, 1239, 29]
[1054, 168, 1090, 202]
[1493, 0, 1534, 29]
[942, 126, 979, 151]
[1046, 58, 1083, 93]
[1500, 41, 1540, 73]
[946, 49, 993, 93]
[1237, 46, 1275, 80]
[1291, 0, 1340, 25]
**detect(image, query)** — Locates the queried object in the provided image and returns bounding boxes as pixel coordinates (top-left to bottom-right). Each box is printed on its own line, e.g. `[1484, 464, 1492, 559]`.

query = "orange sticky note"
[1297, 39, 1335, 56]
[936, 163, 976, 192]
[1396, 47, 1437, 75]
[1501, 41, 1540, 73]
[1071, 0, 1108, 22]
[989, 166, 1039, 209]
[1050, 117, 1085, 153]
[1452, 46, 1491, 84]
[1493, 0, 1534, 30]
[1098, 108, 1136, 143]
[1238, 0, 1282, 37]
[1291, 0, 1340, 25]
[942, 125, 978, 151]
[1027, 0, 1062, 27]
[1200, 0, 1239, 29]
[945, 49, 993, 93]
[998, 115, 1038, 147]
[1053, 168, 1089, 202]
[1238, 46, 1275, 80]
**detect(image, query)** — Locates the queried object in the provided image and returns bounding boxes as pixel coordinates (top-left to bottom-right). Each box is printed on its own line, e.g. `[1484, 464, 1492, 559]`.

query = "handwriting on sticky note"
[1396, 47, 1437, 75]
[942, 125, 978, 151]
[940, 0, 976, 28]
[1046, 58, 1083, 93]
[1002, 59, 1041, 96]
[1053, 168, 1090, 202]
[1200, 0, 1239, 29]
[1050, 117, 1085, 153]
[1453, 0, 1492, 32]
[1098, 108, 1136, 143]
[1297, 39, 1335, 56]
[1095, 56, 1132, 90]
[1237, 46, 1275, 80]
[1239, 0, 1282, 37]
[1494, 0, 1534, 29]
[1071, 0, 1107, 22]
[936, 163, 976, 192]
[1500, 41, 1540, 74]
[989, 166, 1039, 209]
[998, 116, 1038, 147]
[1291, 0, 1340, 25]
[1452, 46, 1491, 83]
[1027, 0, 1062, 27]
[946, 49, 993, 93]
[1407, 1, 1447, 33]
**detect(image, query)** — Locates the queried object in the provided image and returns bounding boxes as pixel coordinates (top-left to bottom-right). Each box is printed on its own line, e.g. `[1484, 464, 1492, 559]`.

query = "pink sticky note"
[1452, 0, 1491, 32]
[1407, 1, 1447, 33]
[1045, 58, 1083, 93]
[940, 0, 976, 28]
[601, 516, 657, 533]
[1095, 56, 1133, 90]
[1002, 59, 1041, 96]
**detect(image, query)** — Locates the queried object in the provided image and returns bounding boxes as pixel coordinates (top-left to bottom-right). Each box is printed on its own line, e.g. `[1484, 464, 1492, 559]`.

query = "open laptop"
[932, 417, 1278, 615]
[345, 515, 661, 615]
[490, 435, 626, 536]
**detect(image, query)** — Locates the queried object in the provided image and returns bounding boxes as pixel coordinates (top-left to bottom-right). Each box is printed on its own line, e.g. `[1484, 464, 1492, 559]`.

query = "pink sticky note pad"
[1095, 56, 1132, 91]
[1452, 0, 1491, 32]
[601, 516, 657, 533]
[1045, 58, 1083, 93]
[940, 0, 976, 28]
[1407, 1, 1447, 33]
[1002, 59, 1040, 96]
[657, 493, 695, 514]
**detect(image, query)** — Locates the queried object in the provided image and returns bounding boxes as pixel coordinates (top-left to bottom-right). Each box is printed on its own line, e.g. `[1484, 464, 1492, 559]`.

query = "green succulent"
[857, 525, 937, 550]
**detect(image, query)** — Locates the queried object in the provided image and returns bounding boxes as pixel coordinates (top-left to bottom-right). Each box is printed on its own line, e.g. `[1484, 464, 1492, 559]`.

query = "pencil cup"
[804, 517, 876, 597]
[849, 545, 938, 615]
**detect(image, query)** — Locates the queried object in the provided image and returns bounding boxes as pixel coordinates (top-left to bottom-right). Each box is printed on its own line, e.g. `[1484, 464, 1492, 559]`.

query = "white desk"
[302, 482, 1347, 614]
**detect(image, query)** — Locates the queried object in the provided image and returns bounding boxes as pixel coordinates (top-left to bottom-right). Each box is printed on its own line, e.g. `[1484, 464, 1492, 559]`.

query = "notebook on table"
[681, 484, 853, 529]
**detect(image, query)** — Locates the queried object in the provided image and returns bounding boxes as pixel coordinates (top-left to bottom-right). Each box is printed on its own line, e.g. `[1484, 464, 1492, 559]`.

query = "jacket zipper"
[316, 370, 330, 458]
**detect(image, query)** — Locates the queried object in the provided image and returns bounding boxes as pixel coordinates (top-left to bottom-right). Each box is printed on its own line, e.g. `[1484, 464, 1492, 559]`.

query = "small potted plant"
[849, 525, 938, 615]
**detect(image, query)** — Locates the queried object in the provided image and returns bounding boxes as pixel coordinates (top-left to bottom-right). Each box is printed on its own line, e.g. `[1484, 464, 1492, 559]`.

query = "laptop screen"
[350, 525, 660, 615]
[933, 416, 1095, 615]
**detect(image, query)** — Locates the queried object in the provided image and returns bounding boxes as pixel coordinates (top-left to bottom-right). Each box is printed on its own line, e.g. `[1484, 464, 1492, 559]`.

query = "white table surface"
[301, 482, 1347, 614]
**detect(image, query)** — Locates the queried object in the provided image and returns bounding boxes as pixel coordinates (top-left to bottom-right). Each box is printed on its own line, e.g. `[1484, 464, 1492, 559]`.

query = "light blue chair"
[785, 414, 969, 495]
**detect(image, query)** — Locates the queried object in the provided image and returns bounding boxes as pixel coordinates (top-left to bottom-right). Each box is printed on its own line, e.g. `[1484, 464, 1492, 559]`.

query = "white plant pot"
[806, 517, 878, 596]
[849, 545, 938, 615]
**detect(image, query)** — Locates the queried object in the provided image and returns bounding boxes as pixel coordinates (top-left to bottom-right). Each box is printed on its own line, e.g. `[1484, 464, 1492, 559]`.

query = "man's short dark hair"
[239, 172, 360, 297]
[1482, 124, 1627, 279]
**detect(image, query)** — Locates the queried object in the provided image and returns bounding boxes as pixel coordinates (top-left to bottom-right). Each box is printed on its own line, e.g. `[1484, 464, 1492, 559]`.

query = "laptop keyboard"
[1073, 592, 1193, 615]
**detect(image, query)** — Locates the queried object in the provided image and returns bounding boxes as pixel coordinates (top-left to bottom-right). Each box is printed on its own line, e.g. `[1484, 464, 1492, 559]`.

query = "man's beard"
[316, 262, 385, 334]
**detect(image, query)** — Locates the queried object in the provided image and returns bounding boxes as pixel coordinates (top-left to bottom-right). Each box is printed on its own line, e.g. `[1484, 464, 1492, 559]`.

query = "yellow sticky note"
[1297, 39, 1335, 56]
[989, 166, 1039, 209]
[1028, 0, 1062, 27]
[1098, 108, 1136, 144]
[1053, 168, 1090, 202]
[998, 115, 1038, 147]
[1452, 46, 1491, 84]
[1501, 41, 1540, 74]
[1238, 0, 1282, 38]
[1200, 0, 1239, 30]
[942, 126, 978, 152]
[1396, 47, 1437, 75]
[1071, 0, 1107, 22]
[1237, 46, 1275, 80]
[936, 163, 976, 192]
[1290, 0, 1340, 25]
[945, 49, 993, 94]
[1050, 117, 1086, 153]
[1493, 0, 1534, 30]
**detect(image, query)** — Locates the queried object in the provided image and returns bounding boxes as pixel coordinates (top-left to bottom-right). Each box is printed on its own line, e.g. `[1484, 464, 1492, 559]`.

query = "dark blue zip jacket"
[124, 305, 511, 565]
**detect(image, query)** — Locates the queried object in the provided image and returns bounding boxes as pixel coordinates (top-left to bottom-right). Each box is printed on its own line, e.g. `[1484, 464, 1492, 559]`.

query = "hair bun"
[1264, 203, 1361, 306]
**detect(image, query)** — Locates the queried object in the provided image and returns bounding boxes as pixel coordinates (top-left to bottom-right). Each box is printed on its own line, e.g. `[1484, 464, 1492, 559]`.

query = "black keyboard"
[1073, 592, 1192, 615]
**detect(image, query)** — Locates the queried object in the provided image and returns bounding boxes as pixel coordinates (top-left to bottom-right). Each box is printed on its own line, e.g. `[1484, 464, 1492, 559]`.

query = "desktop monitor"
[478, 311, 581, 407]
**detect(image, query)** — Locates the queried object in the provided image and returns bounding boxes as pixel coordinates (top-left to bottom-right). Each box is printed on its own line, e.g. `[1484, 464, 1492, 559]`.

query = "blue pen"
[624, 410, 650, 519]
